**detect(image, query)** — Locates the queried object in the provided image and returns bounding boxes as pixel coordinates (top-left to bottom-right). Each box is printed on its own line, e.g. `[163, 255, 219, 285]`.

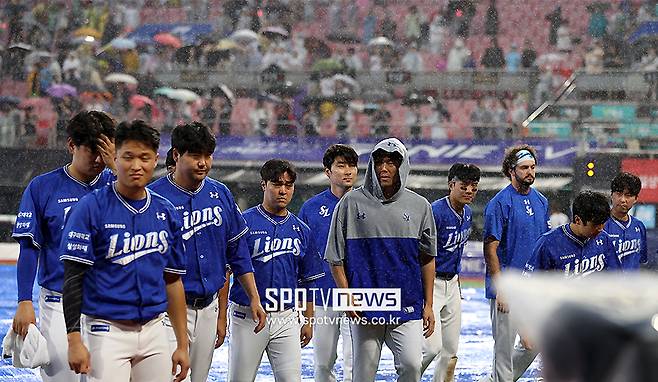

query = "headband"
[514, 149, 536, 167]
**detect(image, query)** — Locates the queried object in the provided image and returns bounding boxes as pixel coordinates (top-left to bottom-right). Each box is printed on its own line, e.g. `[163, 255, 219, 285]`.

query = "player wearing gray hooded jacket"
[325, 138, 437, 382]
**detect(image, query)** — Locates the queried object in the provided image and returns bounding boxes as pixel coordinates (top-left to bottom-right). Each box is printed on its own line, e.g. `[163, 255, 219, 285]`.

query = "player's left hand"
[422, 306, 435, 338]
[171, 347, 190, 382]
[215, 317, 227, 348]
[97, 134, 116, 172]
[250, 301, 267, 334]
[520, 335, 534, 351]
[300, 323, 313, 347]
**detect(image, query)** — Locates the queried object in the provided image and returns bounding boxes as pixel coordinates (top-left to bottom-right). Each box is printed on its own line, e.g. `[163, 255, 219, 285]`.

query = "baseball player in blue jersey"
[325, 138, 437, 382]
[60, 120, 190, 382]
[525, 191, 622, 276]
[422, 163, 480, 382]
[11, 111, 116, 382]
[480, 145, 550, 382]
[149, 122, 266, 382]
[298, 144, 358, 382]
[228, 159, 325, 382]
[604, 172, 648, 270]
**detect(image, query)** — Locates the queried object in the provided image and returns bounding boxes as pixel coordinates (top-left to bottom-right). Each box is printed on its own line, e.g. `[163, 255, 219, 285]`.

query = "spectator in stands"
[371, 101, 391, 137]
[588, 6, 608, 39]
[545, 6, 564, 46]
[556, 20, 573, 52]
[491, 98, 509, 139]
[362, 7, 378, 43]
[301, 103, 319, 137]
[250, 99, 272, 137]
[429, 14, 447, 55]
[21, 106, 36, 146]
[485, 0, 498, 37]
[637, 2, 654, 25]
[604, 43, 625, 69]
[404, 6, 424, 45]
[345, 47, 364, 73]
[274, 101, 295, 136]
[334, 103, 353, 140]
[401, 44, 424, 72]
[0, 104, 20, 147]
[426, 100, 450, 139]
[470, 98, 492, 139]
[448, 0, 476, 38]
[585, 41, 605, 74]
[369, 49, 383, 72]
[4, 0, 26, 44]
[521, 39, 537, 69]
[380, 9, 398, 41]
[506, 43, 521, 73]
[447, 38, 470, 71]
[481, 38, 506, 69]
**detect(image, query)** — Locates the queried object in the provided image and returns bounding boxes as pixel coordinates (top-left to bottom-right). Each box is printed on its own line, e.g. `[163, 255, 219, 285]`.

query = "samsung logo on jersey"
[252, 236, 301, 263]
[107, 231, 169, 266]
[181, 207, 223, 240]
[251, 230, 268, 235]
[57, 198, 79, 204]
[104, 223, 126, 229]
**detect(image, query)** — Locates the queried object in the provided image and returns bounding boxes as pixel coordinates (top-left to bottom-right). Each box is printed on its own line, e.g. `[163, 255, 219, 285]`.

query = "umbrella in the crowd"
[104, 73, 138, 85]
[326, 32, 361, 44]
[46, 83, 78, 98]
[7, 43, 33, 52]
[401, 93, 434, 106]
[130, 94, 156, 108]
[261, 26, 289, 40]
[110, 38, 137, 50]
[367, 36, 394, 48]
[154, 33, 182, 49]
[73, 27, 102, 39]
[71, 35, 98, 46]
[167, 88, 200, 102]
[80, 91, 112, 102]
[362, 89, 392, 102]
[311, 58, 344, 73]
[214, 39, 239, 51]
[230, 29, 260, 44]
[210, 85, 235, 104]
[0, 96, 21, 106]
[332, 74, 360, 92]
[154, 87, 175, 97]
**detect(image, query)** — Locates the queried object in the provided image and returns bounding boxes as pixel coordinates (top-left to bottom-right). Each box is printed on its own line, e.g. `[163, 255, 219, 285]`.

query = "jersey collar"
[63, 165, 102, 188]
[166, 173, 206, 196]
[611, 215, 632, 230]
[561, 224, 587, 247]
[256, 204, 291, 225]
[444, 196, 463, 222]
[112, 182, 151, 214]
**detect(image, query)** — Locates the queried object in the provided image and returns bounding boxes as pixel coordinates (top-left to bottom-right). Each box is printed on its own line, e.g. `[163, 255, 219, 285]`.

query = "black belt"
[436, 272, 456, 281]
[185, 293, 216, 309]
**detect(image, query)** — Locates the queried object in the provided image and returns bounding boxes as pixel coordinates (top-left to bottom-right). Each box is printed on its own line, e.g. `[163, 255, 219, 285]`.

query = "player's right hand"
[12, 301, 36, 337]
[496, 294, 509, 313]
[250, 301, 267, 334]
[68, 341, 91, 374]
[172, 347, 190, 382]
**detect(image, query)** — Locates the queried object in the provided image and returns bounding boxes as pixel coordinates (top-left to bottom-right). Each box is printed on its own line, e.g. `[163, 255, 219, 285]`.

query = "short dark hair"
[372, 149, 403, 167]
[501, 144, 538, 179]
[67, 111, 116, 148]
[448, 163, 481, 183]
[115, 120, 160, 152]
[165, 148, 175, 168]
[611, 172, 641, 197]
[171, 122, 216, 156]
[572, 191, 610, 225]
[260, 159, 297, 183]
[323, 144, 359, 169]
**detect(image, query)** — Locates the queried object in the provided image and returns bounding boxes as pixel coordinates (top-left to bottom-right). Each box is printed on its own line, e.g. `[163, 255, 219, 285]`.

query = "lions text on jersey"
[149, 175, 253, 297]
[603, 215, 647, 270]
[524, 224, 621, 277]
[229, 205, 324, 310]
[432, 196, 472, 276]
[60, 183, 186, 322]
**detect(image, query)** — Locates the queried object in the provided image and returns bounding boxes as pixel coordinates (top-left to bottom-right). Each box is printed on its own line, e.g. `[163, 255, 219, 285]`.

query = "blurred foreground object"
[499, 273, 658, 382]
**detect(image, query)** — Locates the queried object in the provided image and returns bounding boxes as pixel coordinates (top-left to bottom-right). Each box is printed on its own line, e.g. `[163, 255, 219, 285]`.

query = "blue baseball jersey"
[229, 205, 325, 309]
[149, 175, 253, 297]
[524, 224, 621, 277]
[432, 196, 472, 275]
[483, 184, 550, 299]
[604, 215, 647, 270]
[298, 188, 340, 306]
[12, 166, 114, 293]
[60, 183, 186, 322]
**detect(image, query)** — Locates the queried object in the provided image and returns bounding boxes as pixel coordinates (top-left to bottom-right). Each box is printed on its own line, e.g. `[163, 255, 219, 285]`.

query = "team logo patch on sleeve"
[90, 324, 110, 332]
